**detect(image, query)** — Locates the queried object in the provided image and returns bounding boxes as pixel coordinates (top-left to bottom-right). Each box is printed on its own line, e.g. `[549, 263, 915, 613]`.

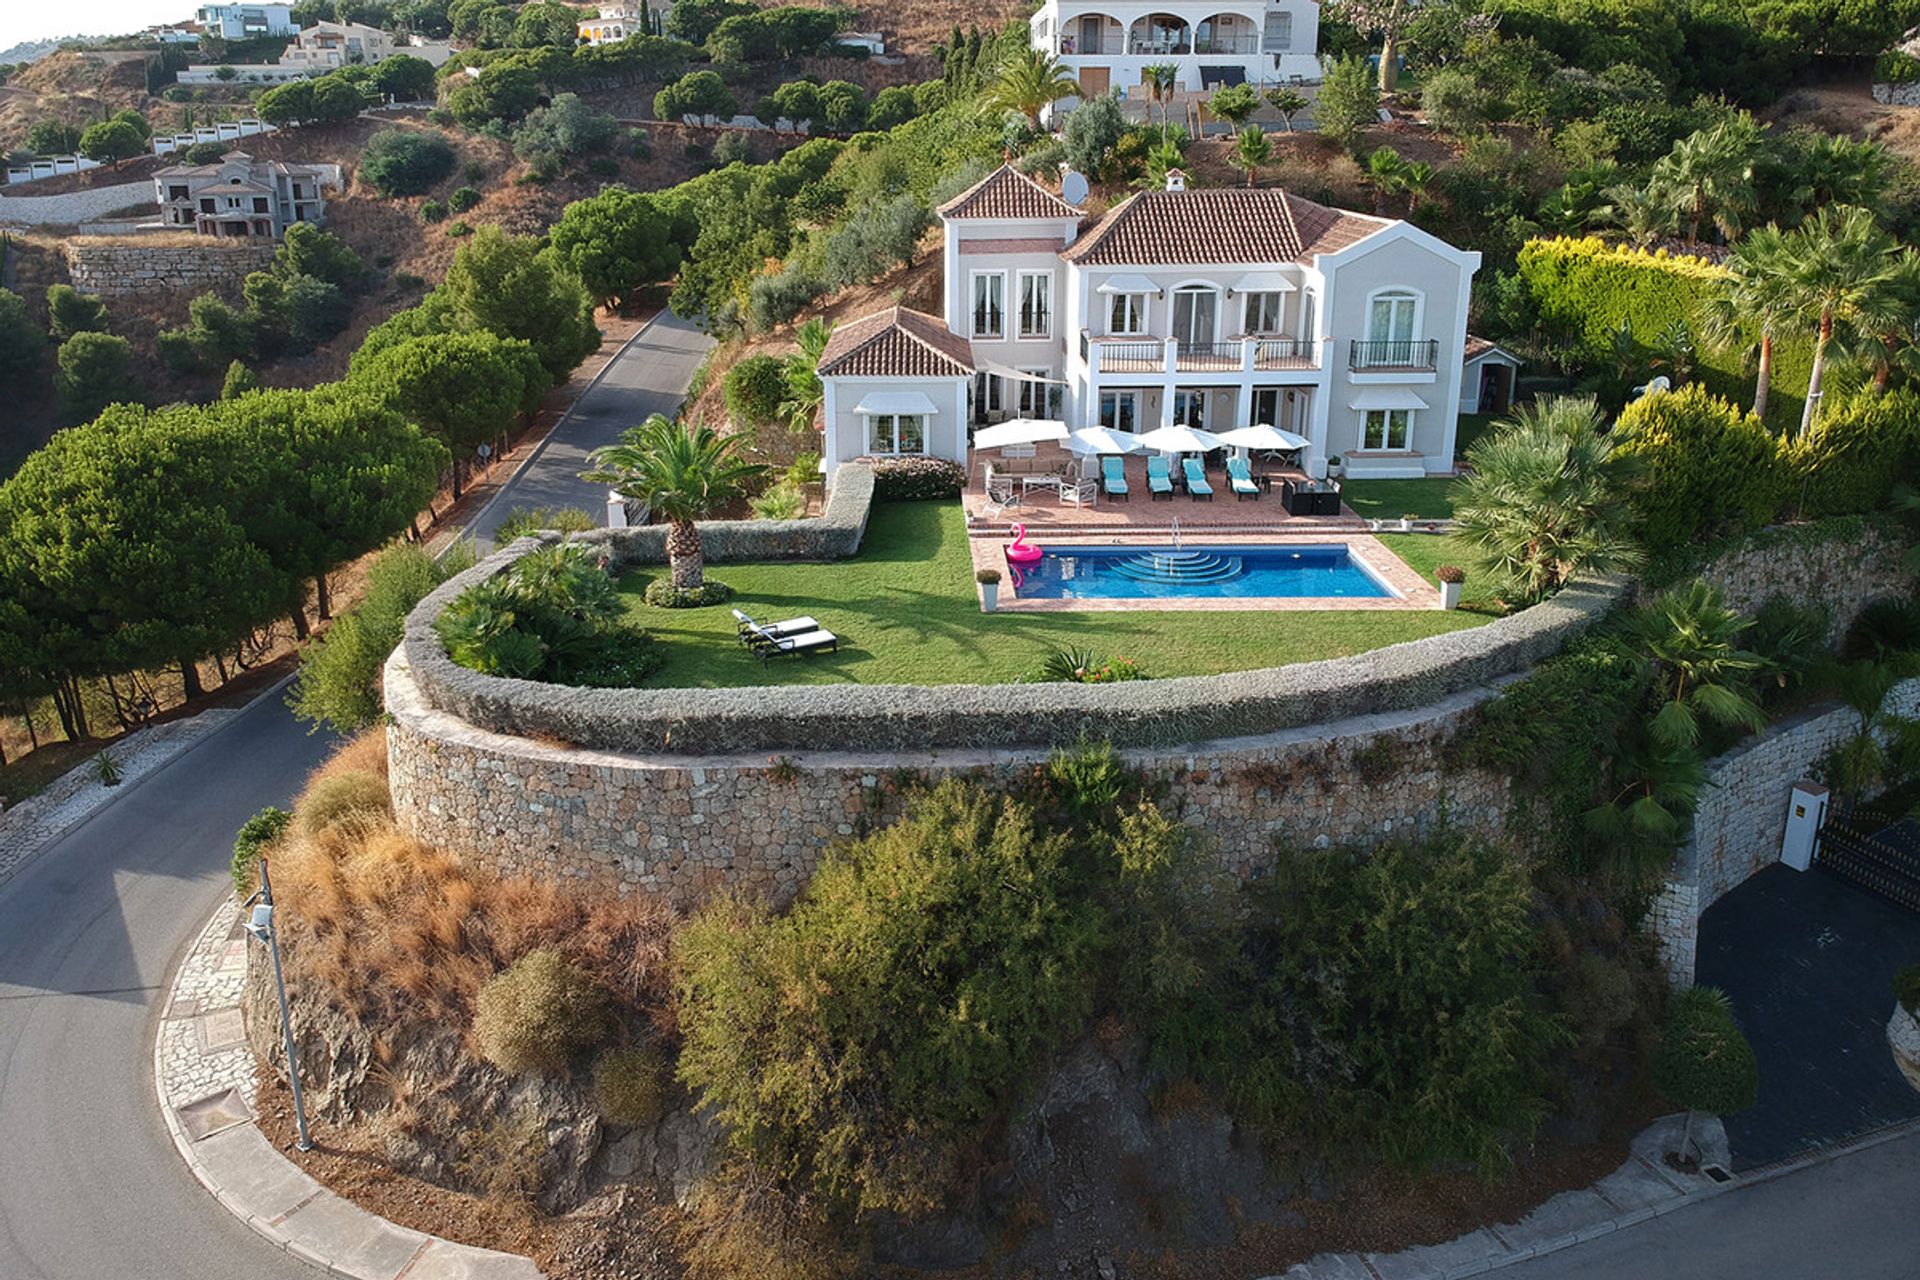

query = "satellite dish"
[1061, 170, 1090, 207]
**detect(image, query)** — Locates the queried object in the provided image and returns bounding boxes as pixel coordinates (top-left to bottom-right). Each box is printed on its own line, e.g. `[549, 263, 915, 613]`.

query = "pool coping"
[968, 529, 1445, 611]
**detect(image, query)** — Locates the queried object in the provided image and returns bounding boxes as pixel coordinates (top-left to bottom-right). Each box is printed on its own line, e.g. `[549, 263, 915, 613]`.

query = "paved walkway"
[155, 896, 543, 1280]
[1697, 863, 1920, 1169]
[0, 708, 238, 888]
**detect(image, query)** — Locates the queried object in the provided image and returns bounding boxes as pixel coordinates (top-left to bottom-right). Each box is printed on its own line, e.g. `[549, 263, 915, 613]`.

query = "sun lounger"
[732, 608, 820, 645]
[747, 621, 839, 663]
[1100, 456, 1130, 500]
[1227, 456, 1260, 500]
[1183, 457, 1214, 501]
[1146, 456, 1174, 499]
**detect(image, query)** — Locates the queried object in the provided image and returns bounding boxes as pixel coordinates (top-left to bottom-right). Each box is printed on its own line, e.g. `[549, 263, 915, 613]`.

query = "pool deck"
[962, 448, 1444, 611]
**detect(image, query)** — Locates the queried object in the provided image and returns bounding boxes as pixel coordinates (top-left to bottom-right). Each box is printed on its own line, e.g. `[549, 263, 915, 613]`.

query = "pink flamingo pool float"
[1006, 523, 1042, 565]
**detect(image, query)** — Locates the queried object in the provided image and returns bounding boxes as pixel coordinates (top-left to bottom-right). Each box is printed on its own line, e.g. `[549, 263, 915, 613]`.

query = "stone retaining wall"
[1874, 82, 1920, 107]
[1689, 521, 1911, 645]
[1650, 678, 1920, 986]
[0, 180, 154, 227]
[63, 238, 278, 298]
[386, 650, 1512, 907]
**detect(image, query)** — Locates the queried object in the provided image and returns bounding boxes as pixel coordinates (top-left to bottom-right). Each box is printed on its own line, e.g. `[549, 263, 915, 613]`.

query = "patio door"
[1098, 390, 1138, 434]
[1252, 386, 1308, 432]
[1080, 15, 1103, 54]
[1172, 287, 1217, 350]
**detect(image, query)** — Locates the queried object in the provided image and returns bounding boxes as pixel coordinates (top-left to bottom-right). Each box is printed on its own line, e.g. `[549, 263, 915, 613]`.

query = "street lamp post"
[244, 858, 313, 1152]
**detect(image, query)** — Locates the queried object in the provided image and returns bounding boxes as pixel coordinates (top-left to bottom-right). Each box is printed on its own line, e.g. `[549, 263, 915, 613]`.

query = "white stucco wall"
[820, 375, 971, 467]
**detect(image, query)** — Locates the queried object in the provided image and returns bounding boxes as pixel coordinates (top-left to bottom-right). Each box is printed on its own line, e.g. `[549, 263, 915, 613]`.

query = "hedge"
[1517, 238, 1814, 433]
[1612, 384, 1788, 548]
[860, 455, 965, 501]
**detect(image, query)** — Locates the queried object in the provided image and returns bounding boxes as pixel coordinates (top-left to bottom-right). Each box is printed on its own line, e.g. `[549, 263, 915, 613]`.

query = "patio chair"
[1182, 457, 1214, 501]
[1226, 456, 1260, 501]
[1100, 456, 1130, 500]
[746, 621, 839, 664]
[983, 469, 1019, 518]
[732, 608, 820, 646]
[1059, 477, 1098, 506]
[1146, 456, 1175, 499]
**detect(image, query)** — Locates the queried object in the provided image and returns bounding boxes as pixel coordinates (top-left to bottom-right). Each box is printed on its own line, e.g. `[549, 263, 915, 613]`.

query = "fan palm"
[1142, 62, 1178, 140]
[778, 317, 833, 433]
[1699, 223, 1795, 422]
[583, 415, 767, 588]
[1648, 119, 1760, 244]
[1366, 146, 1408, 214]
[1597, 182, 1674, 250]
[1228, 125, 1272, 188]
[1632, 581, 1768, 750]
[1450, 396, 1644, 604]
[985, 47, 1082, 128]
[1787, 133, 1888, 214]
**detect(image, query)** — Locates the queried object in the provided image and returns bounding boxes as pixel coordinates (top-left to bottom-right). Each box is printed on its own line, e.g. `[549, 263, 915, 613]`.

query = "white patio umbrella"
[1215, 423, 1310, 453]
[1067, 425, 1146, 455]
[973, 418, 1069, 449]
[1133, 424, 1227, 455]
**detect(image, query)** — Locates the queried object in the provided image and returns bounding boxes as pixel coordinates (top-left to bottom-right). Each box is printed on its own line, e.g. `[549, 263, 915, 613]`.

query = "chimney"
[1164, 168, 1187, 193]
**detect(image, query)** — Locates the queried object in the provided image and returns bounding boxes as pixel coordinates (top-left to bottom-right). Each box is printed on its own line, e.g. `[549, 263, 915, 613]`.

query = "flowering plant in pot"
[1398, 511, 1418, 532]
[976, 567, 1003, 612]
[1435, 564, 1465, 610]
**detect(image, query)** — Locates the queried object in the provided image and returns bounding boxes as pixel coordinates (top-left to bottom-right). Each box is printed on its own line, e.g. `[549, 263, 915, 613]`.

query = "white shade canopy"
[1095, 273, 1160, 295]
[1216, 423, 1310, 451]
[1068, 426, 1146, 455]
[978, 360, 1070, 386]
[974, 417, 1069, 449]
[852, 390, 939, 416]
[1133, 424, 1226, 454]
[1232, 271, 1295, 294]
[1348, 387, 1429, 412]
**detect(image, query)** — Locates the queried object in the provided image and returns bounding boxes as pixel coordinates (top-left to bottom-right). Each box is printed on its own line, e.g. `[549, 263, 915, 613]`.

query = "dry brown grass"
[271, 737, 679, 1041]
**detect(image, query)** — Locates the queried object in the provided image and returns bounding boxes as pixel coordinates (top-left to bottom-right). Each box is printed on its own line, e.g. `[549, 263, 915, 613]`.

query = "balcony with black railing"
[1348, 338, 1440, 372]
[1083, 334, 1325, 375]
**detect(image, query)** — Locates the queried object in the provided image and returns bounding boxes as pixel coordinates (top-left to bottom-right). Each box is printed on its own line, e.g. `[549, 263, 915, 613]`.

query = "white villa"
[817, 165, 1485, 482]
[1031, 0, 1320, 109]
[154, 150, 338, 239]
[195, 3, 298, 39]
[578, 2, 664, 44]
[279, 20, 398, 72]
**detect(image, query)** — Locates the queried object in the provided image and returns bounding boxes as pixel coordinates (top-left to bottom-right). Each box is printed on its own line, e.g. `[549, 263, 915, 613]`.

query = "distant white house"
[195, 3, 299, 39]
[148, 24, 202, 43]
[150, 118, 277, 157]
[578, 1, 664, 44]
[1032, 0, 1320, 119]
[279, 20, 399, 72]
[153, 150, 339, 238]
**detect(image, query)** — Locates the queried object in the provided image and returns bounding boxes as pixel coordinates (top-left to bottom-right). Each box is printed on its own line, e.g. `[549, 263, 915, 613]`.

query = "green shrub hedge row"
[862, 455, 966, 501]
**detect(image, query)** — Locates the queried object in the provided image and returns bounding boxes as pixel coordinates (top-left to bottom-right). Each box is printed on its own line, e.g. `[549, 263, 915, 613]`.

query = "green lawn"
[1342, 477, 1461, 521]
[620, 503, 1492, 688]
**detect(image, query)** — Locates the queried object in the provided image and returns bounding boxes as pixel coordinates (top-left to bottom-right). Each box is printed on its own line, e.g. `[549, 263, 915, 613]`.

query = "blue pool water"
[1011, 544, 1395, 601]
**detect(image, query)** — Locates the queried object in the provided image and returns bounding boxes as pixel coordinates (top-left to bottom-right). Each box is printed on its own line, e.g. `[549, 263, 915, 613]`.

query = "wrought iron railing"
[1252, 337, 1316, 368]
[1092, 340, 1163, 370]
[1172, 342, 1240, 369]
[1349, 338, 1440, 370]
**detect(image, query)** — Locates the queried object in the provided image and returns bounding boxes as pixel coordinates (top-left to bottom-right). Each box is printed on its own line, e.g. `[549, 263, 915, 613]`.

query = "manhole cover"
[176, 1088, 252, 1141]
[197, 1007, 247, 1052]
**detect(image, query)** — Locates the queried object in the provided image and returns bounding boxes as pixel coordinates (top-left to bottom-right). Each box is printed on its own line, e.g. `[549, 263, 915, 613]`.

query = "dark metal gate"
[1812, 801, 1920, 913]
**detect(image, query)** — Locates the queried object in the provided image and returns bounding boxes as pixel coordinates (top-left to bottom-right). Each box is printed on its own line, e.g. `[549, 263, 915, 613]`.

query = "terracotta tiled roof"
[937, 164, 1083, 221]
[816, 306, 974, 378]
[1062, 188, 1388, 266]
[1463, 335, 1522, 364]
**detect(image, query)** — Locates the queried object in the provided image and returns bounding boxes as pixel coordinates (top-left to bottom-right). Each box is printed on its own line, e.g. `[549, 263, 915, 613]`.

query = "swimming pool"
[1010, 544, 1396, 601]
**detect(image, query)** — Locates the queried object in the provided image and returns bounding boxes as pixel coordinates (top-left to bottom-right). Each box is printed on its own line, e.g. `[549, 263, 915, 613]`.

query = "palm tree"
[1264, 86, 1308, 132]
[1648, 121, 1759, 244]
[1764, 204, 1913, 435]
[1846, 251, 1920, 393]
[778, 317, 833, 433]
[1788, 133, 1888, 214]
[1598, 182, 1674, 250]
[1400, 159, 1434, 214]
[1699, 223, 1795, 422]
[1366, 146, 1408, 215]
[1450, 396, 1645, 604]
[985, 47, 1082, 129]
[1228, 125, 1272, 188]
[1142, 62, 1178, 141]
[583, 415, 768, 589]
[1632, 581, 1769, 750]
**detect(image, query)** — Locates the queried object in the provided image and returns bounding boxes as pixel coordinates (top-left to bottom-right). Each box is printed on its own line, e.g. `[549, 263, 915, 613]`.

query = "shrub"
[1436, 564, 1466, 584]
[220, 359, 259, 399]
[863, 455, 964, 501]
[183, 139, 227, 163]
[437, 543, 625, 679]
[1895, 963, 1920, 1017]
[45, 284, 109, 343]
[1611, 384, 1788, 548]
[448, 185, 483, 212]
[1653, 986, 1758, 1156]
[749, 484, 806, 520]
[1780, 390, 1920, 519]
[975, 567, 1001, 584]
[446, 219, 474, 238]
[567, 629, 668, 687]
[55, 332, 140, 424]
[747, 269, 825, 331]
[231, 806, 291, 895]
[291, 542, 464, 733]
[644, 578, 734, 608]
[360, 128, 457, 196]
[595, 1045, 671, 1126]
[294, 770, 392, 837]
[494, 505, 598, 540]
[1843, 598, 1920, 664]
[723, 354, 786, 426]
[1877, 49, 1920, 84]
[1042, 647, 1146, 683]
[473, 948, 613, 1074]
[420, 198, 448, 223]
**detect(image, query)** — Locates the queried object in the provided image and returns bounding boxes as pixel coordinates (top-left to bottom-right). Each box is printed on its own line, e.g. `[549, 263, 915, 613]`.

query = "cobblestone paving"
[158, 897, 258, 1114]
[0, 710, 238, 888]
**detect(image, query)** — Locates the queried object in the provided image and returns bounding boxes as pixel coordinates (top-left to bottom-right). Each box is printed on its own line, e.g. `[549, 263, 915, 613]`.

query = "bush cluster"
[360, 128, 457, 197]
[473, 948, 613, 1074]
[595, 1045, 671, 1126]
[644, 578, 734, 608]
[230, 806, 291, 895]
[294, 770, 392, 838]
[862, 455, 965, 501]
[437, 542, 664, 685]
[494, 506, 597, 541]
[290, 542, 464, 734]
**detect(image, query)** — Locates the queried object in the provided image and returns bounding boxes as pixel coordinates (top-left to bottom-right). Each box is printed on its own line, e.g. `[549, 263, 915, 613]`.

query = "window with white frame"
[1172, 389, 1207, 426]
[1243, 291, 1286, 334]
[1017, 271, 1052, 339]
[867, 413, 926, 454]
[1108, 291, 1147, 335]
[971, 272, 1006, 339]
[1098, 390, 1138, 433]
[1367, 289, 1419, 348]
[1015, 369, 1059, 416]
[1363, 408, 1412, 450]
[1262, 10, 1292, 51]
[1299, 289, 1317, 340]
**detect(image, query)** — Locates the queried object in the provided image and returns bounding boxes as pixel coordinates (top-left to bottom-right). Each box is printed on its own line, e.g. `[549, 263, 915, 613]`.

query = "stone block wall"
[1688, 521, 1911, 645]
[64, 238, 278, 299]
[1651, 678, 1920, 985]
[1874, 82, 1920, 107]
[385, 652, 1512, 909]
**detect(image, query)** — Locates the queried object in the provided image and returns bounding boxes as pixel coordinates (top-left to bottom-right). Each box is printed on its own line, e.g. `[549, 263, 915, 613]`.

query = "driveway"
[466, 309, 715, 550]
[0, 690, 335, 1280]
[1695, 863, 1920, 1170]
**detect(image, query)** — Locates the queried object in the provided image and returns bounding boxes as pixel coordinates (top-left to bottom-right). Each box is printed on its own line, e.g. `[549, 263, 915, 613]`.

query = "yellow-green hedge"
[1517, 237, 1815, 433]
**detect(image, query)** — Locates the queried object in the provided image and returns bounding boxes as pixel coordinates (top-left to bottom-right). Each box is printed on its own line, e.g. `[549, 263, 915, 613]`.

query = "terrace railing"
[1085, 334, 1325, 375]
[1349, 338, 1440, 371]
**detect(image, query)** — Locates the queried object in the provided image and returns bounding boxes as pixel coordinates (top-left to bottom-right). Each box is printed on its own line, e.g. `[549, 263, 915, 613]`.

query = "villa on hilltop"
[1032, 0, 1321, 113]
[153, 151, 339, 239]
[818, 165, 1488, 482]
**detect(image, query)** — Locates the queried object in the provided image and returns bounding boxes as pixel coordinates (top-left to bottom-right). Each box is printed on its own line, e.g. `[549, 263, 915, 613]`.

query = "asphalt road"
[0, 687, 334, 1280]
[465, 309, 715, 550]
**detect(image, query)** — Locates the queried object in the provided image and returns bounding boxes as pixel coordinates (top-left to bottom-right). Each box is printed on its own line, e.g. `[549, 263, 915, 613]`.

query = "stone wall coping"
[397, 494, 1628, 755]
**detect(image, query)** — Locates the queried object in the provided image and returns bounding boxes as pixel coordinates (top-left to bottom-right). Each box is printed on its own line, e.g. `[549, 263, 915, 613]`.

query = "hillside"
[0, 50, 156, 151]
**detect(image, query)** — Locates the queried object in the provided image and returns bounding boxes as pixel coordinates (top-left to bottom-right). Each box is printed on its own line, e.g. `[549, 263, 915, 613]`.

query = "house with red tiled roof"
[817, 164, 1483, 480]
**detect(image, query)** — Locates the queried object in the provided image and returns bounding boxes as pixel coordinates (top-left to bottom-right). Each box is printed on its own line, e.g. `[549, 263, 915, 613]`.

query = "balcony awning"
[852, 391, 939, 416]
[1096, 273, 1159, 295]
[978, 360, 1069, 386]
[1349, 388, 1429, 412]
[1232, 271, 1294, 294]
